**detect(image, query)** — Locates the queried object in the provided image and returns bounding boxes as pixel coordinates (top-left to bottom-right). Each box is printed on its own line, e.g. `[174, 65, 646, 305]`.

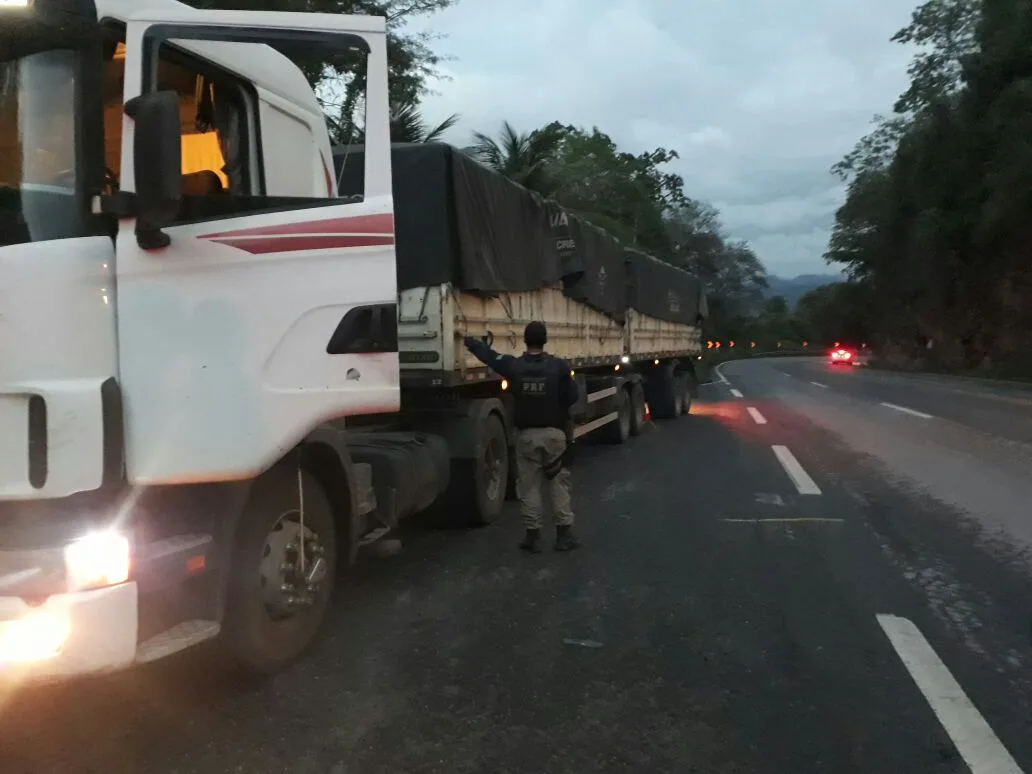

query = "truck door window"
[106, 31, 371, 225]
[102, 40, 251, 199]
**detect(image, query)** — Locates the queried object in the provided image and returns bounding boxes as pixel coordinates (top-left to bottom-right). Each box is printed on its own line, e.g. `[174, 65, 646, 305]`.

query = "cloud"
[415, 0, 916, 277]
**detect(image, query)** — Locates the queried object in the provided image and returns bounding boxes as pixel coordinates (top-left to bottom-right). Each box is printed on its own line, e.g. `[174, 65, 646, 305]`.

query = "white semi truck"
[0, 0, 706, 682]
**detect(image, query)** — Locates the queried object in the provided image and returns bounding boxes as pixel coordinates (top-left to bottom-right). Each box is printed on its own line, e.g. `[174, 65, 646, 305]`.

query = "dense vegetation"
[819, 0, 1032, 376]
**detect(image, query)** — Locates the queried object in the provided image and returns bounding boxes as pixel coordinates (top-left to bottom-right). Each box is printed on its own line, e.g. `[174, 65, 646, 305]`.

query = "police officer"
[464, 321, 580, 552]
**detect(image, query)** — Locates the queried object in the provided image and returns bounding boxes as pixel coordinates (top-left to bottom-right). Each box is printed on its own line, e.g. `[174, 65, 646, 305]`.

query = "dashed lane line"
[880, 401, 933, 419]
[730, 388, 744, 398]
[877, 614, 1023, 774]
[746, 407, 767, 425]
[771, 445, 821, 495]
[722, 518, 843, 523]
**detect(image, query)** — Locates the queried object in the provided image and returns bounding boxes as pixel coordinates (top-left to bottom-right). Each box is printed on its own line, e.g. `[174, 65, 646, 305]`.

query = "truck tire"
[219, 466, 337, 676]
[602, 385, 632, 444]
[680, 374, 693, 415]
[648, 365, 679, 420]
[437, 413, 509, 528]
[629, 381, 647, 435]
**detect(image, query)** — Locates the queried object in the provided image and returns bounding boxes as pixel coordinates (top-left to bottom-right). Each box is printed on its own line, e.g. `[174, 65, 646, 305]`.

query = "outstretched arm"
[464, 336, 518, 379]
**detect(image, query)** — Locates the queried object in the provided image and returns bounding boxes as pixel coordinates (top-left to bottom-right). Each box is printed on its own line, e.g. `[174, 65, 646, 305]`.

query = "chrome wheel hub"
[259, 514, 328, 620]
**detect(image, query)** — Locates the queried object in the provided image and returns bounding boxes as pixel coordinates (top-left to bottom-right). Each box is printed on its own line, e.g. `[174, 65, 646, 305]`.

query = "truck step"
[136, 619, 221, 663]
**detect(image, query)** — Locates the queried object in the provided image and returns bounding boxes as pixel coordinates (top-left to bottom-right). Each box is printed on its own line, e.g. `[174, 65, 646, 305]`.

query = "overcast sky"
[417, 0, 916, 278]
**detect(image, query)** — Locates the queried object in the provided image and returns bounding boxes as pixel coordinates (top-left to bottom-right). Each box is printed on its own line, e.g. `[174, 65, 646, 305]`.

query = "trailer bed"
[626, 310, 703, 360]
[398, 285, 625, 378]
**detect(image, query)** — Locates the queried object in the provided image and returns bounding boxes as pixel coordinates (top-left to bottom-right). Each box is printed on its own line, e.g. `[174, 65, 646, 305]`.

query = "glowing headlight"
[0, 613, 69, 663]
[64, 531, 131, 591]
[0, 0, 32, 7]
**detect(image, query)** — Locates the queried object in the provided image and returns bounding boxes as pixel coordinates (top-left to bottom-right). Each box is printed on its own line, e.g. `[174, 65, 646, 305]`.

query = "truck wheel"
[438, 413, 509, 527]
[672, 375, 685, 416]
[648, 366, 679, 420]
[680, 374, 693, 415]
[603, 386, 632, 444]
[474, 413, 509, 523]
[219, 467, 337, 676]
[629, 382, 647, 435]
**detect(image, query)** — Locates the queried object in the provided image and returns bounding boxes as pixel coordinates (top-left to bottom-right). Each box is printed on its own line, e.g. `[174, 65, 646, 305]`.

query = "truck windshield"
[0, 48, 80, 248]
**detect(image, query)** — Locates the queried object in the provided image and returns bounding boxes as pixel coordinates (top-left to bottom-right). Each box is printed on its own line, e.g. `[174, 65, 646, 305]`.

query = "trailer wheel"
[629, 382, 647, 435]
[219, 467, 337, 676]
[437, 413, 509, 528]
[603, 386, 632, 444]
[648, 365, 679, 420]
[673, 376, 686, 416]
[680, 374, 693, 415]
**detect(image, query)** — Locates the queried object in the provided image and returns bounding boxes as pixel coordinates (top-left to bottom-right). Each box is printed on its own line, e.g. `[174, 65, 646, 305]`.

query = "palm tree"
[467, 120, 563, 195]
[389, 99, 460, 144]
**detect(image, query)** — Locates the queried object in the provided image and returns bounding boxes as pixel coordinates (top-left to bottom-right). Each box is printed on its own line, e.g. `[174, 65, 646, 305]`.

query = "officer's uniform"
[464, 336, 579, 547]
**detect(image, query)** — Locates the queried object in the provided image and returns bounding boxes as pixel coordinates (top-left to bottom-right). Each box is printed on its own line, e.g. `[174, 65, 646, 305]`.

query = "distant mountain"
[764, 274, 841, 309]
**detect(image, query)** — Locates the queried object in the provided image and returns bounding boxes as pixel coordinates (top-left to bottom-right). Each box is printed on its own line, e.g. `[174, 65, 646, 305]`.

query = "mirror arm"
[98, 190, 136, 218]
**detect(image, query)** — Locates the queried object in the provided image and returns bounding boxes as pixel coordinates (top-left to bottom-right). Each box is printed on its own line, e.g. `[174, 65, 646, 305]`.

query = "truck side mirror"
[124, 91, 182, 250]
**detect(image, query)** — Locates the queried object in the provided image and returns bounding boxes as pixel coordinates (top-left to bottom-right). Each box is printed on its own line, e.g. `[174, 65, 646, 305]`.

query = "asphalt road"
[4, 356, 1032, 773]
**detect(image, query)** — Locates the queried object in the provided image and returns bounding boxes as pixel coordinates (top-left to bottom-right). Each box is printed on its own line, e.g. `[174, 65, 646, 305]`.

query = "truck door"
[114, 10, 398, 485]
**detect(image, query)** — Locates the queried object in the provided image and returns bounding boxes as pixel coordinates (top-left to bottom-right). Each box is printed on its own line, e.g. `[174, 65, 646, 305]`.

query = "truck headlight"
[0, 612, 69, 663]
[64, 531, 131, 591]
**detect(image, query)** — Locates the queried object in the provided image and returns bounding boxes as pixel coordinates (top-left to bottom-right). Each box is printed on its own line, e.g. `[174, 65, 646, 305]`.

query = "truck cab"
[0, 0, 400, 680]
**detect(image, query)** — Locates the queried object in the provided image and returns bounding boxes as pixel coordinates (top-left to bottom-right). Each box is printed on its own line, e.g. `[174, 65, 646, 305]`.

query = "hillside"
[764, 274, 841, 308]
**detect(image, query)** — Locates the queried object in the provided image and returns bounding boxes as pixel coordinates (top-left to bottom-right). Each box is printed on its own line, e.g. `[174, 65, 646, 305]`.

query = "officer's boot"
[554, 525, 581, 552]
[519, 528, 543, 553]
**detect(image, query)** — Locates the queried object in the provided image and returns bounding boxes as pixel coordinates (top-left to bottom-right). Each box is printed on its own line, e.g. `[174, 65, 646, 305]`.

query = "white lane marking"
[730, 388, 744, 398]
[880, 402, 933, 419]
[771, 445, 822, 495]
[747, 407, 767, 424]
[722, 518, 843, 523]
[713, 362, 732, 385]
[877, 614, 1023, 774]
[810, 381, 829, 389]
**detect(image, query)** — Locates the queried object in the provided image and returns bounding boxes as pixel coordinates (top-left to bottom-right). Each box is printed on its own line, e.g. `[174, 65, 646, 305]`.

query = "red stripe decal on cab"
[198, 212, 394, 240]
[210, 234, 395, 255]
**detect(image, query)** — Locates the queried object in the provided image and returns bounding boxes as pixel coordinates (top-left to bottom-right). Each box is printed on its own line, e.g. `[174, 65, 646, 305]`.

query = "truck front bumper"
[0, 582, 138, 683]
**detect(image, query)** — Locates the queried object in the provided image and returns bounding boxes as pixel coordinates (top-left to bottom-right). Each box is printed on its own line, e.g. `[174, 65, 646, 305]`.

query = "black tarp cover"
[625, 249, 707, 325]
[334, 143, 569, 293]
[333, 143, 704, 325]
[553, 209, 628, 323]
